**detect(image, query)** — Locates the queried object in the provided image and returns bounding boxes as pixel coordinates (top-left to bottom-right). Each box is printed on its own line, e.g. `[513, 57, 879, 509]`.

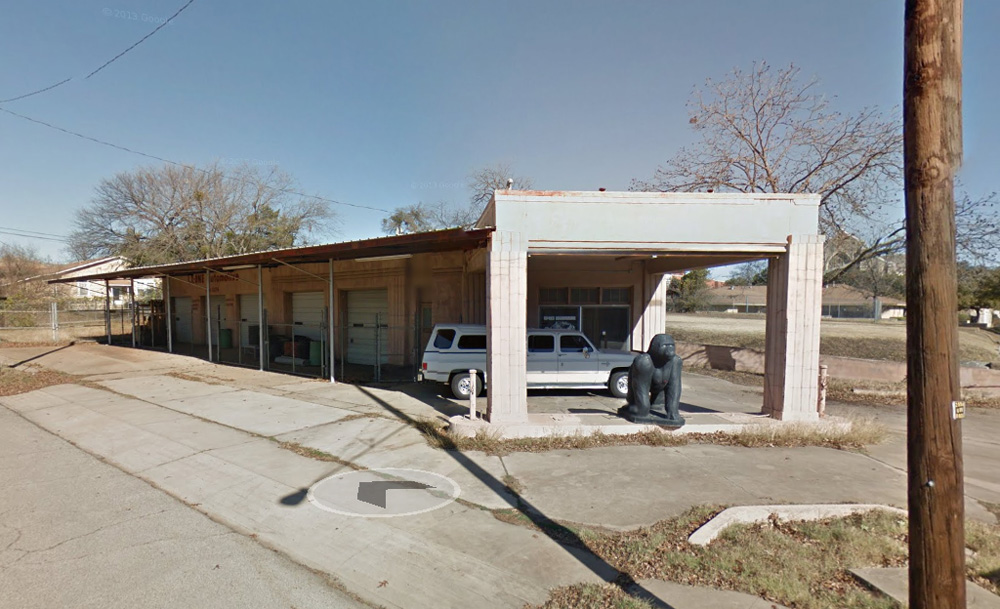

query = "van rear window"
[433, 329, 456, 349]
[457, 334, 487, 349]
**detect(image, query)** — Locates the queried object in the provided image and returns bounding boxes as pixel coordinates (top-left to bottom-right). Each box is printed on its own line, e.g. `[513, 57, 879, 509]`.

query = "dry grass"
[664, 313, 1000, 365]
[825, 378, 1000, 410]
[528, 506, 1000, 609]
[411, 416, 885, 456]
[0, 365, 77, 396]
[271, 439, 363, 469]
[694, 419, 888, 451]
[530, 584, 653, 609]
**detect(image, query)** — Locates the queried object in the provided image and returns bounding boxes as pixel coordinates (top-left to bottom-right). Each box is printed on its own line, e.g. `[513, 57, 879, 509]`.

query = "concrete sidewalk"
[4, 343, 999, 608]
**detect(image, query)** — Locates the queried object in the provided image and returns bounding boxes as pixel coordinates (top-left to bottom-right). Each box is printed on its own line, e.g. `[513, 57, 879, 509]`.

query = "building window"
[601, 287, 630, 304]
[570, 288, 599, 305]
[539, 288, 568, 305]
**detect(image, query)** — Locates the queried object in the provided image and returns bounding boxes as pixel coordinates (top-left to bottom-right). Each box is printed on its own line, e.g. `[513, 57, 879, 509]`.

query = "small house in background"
[704, 283, 905, 319]
[37, 257, 159, 306]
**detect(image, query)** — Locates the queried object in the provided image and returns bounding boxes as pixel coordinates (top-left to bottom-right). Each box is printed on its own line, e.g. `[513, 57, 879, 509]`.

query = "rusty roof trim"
[48, 228, 494, 283]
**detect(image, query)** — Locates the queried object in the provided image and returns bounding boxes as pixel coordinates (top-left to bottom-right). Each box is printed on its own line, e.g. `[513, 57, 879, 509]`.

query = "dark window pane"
[528, 334, 554, 352]
[602, 287, 631, 304]
[433, 329, 456, 349]
[570, 288, 599, 304]
[539, 288, 568, 304]
[560, 334, 592, 353]
[457, 334, 487, 349]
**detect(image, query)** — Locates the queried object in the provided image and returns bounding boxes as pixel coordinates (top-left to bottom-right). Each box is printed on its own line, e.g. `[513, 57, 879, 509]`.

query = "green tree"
[669, 269, 711, 312]
[725, 260, 768, 286]
[69, 162, 334, 266]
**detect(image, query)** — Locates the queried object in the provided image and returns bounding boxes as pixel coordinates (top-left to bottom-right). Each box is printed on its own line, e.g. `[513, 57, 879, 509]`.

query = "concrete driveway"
[2, 343, 998, 608]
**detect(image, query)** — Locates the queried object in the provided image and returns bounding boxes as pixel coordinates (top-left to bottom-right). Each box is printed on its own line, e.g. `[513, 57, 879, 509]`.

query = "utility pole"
[904, 1, 965, 608]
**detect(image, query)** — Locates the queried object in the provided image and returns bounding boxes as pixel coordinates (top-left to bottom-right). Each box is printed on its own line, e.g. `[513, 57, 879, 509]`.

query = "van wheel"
[450, 373, 482, 400]
[609, 371, 629, 399]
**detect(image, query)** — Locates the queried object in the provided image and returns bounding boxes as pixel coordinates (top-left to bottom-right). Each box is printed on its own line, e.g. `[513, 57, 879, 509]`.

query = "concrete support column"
[637, 268, 667, 351]
[764, 234, 824, 421]
[485, 231, 528, 424]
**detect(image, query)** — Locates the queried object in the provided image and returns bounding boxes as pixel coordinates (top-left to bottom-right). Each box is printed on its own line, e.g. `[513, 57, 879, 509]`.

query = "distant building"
[25, 257, 158, 306]
[704, 284, 905, 319]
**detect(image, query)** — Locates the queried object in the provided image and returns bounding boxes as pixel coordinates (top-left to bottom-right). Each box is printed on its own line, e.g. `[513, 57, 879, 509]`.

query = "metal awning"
[48, 228, 494, 283]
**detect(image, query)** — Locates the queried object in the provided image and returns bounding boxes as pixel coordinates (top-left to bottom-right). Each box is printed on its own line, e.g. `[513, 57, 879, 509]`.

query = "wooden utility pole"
[904, 1, 965, 608]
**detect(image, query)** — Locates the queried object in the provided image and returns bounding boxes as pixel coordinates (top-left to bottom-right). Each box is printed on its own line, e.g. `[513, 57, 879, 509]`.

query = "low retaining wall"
[676, 341, 1000, 392]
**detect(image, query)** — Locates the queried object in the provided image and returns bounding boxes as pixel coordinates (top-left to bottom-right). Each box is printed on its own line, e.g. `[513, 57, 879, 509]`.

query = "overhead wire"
[0, 0, 196, 104]
[0, 106, 390, 214]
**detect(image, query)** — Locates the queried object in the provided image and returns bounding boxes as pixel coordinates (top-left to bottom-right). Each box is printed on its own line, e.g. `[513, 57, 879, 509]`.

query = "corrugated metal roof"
[48, 228, 494, 283]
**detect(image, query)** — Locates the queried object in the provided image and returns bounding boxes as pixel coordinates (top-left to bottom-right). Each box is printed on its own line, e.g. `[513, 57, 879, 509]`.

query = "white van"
[419, 324, 635, 399]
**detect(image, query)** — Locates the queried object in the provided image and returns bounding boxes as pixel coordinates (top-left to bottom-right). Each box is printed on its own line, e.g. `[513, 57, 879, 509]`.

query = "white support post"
[165, 276, 173, 353]
[206, 270, 213, 363]
[485, 231, 528, 424]
[257, 265, 265, 371]
[50, 301, 58, 342]
[763, 234, 824, 421]
[328, 258, 336, 384]
[130, 279, 136, 348]
[104, 279, 111, 345]
[469, 369, 477, 419]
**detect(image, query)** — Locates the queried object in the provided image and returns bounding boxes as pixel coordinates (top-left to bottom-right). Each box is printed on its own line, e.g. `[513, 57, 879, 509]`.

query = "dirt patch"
[0, 366, 76, 396]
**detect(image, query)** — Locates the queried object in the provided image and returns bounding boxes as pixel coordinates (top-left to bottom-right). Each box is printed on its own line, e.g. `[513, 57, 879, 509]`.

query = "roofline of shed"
[49, 228, 495, 283]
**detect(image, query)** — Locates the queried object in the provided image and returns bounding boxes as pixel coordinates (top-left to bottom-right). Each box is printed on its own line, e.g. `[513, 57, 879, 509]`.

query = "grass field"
[665, 313, 1000, 365]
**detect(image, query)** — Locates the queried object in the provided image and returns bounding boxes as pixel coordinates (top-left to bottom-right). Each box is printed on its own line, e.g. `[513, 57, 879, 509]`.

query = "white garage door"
[172, 297, 192, 343]
[239, 293, 261, 346]
[346, 289, 388, 365]
[292, 292, 325, 340]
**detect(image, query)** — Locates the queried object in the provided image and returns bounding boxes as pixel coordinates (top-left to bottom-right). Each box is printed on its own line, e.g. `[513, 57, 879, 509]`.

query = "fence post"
[374, 313, 381, 383]
[51, 301, 58, 342]
[817, 364, 829, 417]
[469, 369, 477, 420]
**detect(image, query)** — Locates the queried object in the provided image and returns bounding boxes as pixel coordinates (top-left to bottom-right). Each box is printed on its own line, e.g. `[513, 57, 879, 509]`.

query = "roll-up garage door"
[291, 292, 324, 340]
[239, 293, 261, 346]
[172, 297, 192, 343]
[346, 289, 388, 365]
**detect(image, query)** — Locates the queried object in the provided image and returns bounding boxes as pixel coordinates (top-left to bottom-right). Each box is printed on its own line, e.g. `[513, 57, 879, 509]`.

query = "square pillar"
[764, 234, 824, 421]
[486, 231, 528, 423]
[638, 268, 667, 352]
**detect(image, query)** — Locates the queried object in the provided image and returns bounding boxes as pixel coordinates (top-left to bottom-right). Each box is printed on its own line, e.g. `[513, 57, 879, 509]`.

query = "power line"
[0, 229, 68, 243]
[86, 0, 196, 80]
[0, 0, 196, 104]
[0, 107, 390, 214]
[0, 226, 69, 239]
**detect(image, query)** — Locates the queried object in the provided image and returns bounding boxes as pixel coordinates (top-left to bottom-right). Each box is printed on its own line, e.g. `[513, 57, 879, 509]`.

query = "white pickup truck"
[419, 324, 636, 399]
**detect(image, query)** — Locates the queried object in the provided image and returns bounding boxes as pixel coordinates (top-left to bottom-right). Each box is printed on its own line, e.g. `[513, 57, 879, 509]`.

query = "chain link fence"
[0, 302, 131, 344]
[1, 299, 429, 385]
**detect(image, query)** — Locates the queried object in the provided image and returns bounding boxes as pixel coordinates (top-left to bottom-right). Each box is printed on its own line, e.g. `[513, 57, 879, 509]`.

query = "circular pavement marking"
[307, 468, 461, 518]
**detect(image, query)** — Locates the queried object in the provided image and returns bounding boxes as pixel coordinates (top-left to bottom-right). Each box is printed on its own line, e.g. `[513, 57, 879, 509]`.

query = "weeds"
[528, 507, 1000, 609]
[0, 366, 76, 396]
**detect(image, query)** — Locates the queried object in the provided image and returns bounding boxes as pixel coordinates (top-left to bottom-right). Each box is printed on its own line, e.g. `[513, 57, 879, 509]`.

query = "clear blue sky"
[1, 1, 996, 264]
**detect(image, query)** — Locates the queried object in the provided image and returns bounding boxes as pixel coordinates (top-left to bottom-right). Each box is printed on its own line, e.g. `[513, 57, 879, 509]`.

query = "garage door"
[239, 293, 261, 346]
[172, 297, 192, 343]
[346, 289, 388, 365]
[292, 292, 325, 340]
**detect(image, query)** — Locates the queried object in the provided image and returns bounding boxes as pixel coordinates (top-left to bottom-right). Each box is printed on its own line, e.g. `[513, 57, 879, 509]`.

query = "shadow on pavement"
[7, 342, 76, 368]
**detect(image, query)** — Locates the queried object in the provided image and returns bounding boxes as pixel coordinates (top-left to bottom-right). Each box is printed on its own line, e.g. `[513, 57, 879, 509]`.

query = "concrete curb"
[688, 504, 907, 546]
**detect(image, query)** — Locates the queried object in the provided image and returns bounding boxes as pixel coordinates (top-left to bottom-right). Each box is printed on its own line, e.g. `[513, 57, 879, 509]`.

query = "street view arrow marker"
[357, 480, 435, 509]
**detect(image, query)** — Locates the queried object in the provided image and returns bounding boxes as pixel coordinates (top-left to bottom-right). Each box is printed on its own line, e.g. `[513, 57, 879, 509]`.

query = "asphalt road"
[0, 407, 367, 609]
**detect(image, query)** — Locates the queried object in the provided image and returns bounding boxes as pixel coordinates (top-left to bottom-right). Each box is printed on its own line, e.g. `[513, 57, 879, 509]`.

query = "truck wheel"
[450, 373, 482, 400]
[609, 371, 629, 399]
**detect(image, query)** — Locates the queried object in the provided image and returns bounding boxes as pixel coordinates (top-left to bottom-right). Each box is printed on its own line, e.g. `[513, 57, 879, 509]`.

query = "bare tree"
[69, 162, 335, 266]
[632, 62, 904, 282]
[382, 163, 533, 235]
[955, 190, 1000, 264]
[467, 162, 534, 211]
[0, 243, 52, 302]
